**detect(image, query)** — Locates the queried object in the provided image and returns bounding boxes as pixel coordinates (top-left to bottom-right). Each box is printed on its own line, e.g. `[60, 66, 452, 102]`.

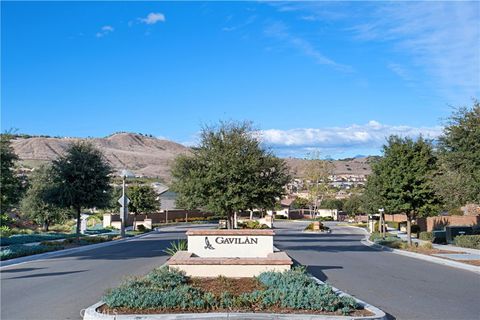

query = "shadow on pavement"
[4, 269, 87, 280]
[306, 265, 344, 282]
[1, 267, 46, 273]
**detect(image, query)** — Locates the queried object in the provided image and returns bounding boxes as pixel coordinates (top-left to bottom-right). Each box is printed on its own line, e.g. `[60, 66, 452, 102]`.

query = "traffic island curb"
[0, 231, 156, 269]
[82, 272, 387, 320]
[346, 226, 480, 275]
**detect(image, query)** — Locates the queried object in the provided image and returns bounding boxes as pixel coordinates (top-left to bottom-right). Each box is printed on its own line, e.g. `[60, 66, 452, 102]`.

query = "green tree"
[320, 198, 344, 211]
[343, 195, 363, 216]
[49, 142, 112, 240]
[291, 197, 311, 209]
[361, 172, 385, 215]
[435, 101, 480, 208]
[128, 185, 159, 229]
[171, 121, 290, 228]
[0, 134, 21, 213]
[20, 165, 71, 231]
[369, 136, 441, 245]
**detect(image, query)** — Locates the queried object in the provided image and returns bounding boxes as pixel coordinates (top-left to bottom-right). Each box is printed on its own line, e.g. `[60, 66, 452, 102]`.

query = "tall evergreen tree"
[20, 165, 71, 231]
[128, 185, 159, 229]
[435, 101, 480, 208]
[49, 142, 112, 240]
[171, 121, 290, 228]
[368, 136, 440, 245]
[0, 134, 21, 213]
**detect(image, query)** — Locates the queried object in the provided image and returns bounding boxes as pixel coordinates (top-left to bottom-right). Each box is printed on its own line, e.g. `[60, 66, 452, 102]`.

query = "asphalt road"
[274, 221, 480, 320]
[0, 225, 196, 320]
[1, 222, 479, 320]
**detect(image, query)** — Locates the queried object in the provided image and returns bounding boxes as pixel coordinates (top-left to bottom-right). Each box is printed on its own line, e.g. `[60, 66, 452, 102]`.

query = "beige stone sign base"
[167, 251, 292, 277]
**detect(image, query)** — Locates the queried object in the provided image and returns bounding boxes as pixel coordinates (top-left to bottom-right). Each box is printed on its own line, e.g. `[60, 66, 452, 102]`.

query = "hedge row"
[454, 235, 480, 249]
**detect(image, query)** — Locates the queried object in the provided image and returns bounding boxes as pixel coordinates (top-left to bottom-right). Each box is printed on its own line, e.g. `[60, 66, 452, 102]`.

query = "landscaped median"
[0, 229, 152, 262]
[83, 267, 386, 320]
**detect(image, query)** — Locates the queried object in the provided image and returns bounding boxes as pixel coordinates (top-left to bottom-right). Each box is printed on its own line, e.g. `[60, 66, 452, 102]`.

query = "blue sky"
[2, 1, 479, 158]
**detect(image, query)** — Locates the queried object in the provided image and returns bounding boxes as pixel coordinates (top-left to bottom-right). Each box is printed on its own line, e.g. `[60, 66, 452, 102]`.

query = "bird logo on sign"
[204, 237, 215, 250]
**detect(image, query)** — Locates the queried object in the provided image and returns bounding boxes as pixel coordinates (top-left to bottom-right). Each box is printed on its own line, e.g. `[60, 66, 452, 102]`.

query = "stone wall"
[104, 210, 214, 227]
[426, 215, 480, 231]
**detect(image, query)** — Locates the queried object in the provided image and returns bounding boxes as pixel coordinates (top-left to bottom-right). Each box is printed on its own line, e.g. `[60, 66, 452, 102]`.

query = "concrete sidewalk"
[387, 228, 480, 262]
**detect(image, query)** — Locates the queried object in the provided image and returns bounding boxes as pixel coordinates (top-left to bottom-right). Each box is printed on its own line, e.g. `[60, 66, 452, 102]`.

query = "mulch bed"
[190, 276, 263, 296]
[458, 260, 480, 266]
[98, 276, 374, 317]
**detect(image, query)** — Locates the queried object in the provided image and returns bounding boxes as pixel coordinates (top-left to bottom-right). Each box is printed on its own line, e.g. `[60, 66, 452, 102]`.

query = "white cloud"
[257, 121, 442, 156]
[347, 2, 480, 101]
[264, 21, 352, 72]
[270, 2, 479, 102]
[139, 12, 166, 25]
[96, 25, 114, 38]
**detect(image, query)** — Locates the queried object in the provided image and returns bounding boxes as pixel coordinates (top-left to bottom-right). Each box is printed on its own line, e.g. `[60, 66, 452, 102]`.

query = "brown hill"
[12, 133, 372, 183]
[12, 133, 190, 183]
[284, 157, 373, 178]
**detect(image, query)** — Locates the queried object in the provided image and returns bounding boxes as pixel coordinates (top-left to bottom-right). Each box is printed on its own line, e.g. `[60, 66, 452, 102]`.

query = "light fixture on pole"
[118, 169, 135, 238]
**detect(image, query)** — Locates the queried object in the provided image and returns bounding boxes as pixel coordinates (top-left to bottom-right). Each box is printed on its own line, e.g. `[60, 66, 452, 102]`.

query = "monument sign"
[167, 229, 292, 277]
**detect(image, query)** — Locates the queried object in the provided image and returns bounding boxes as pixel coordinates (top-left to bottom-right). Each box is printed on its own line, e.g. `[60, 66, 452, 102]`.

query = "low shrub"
[420, 242, 433, 250]
[377, 239, 407, 249]
[274, 215, 288, 220]
[304, 222, 330, 232]
[136, 225, 147, 232]
[103, 267, 358, 314]
[239, 220, 269, 229]
[315, 216, 334, 222]
[0, 214, 15, 227]
[40, 235, 111, 246]
[84, 228, 113, 235]
[454, 235, 480, 249]
[0, 233, 77, 246]
[206, 215, 224, 221]
[9, 228, 35, 235]
[0, 225, 12, 238]
[0, 244, 62, 260]
[369, 232, 398, 242]
[419, 231, 434, 242]
[163, 239, 188, 256]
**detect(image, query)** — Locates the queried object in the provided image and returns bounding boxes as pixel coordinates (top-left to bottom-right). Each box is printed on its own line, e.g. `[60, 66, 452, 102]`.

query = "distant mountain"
[12, 133, 372, 183]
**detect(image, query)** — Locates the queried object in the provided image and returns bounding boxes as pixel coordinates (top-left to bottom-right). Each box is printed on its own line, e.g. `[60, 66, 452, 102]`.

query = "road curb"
[0, 231, 156, 269]
[344, 225, 480, 274]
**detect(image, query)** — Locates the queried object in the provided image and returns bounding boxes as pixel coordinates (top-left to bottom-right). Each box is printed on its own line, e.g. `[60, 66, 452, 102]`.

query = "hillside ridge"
[12, 133, 372, 182]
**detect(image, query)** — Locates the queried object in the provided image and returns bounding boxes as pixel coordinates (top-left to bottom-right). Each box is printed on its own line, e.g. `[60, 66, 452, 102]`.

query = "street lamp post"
[378, 208, 385, 238]
[118, 169, 134, 238]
